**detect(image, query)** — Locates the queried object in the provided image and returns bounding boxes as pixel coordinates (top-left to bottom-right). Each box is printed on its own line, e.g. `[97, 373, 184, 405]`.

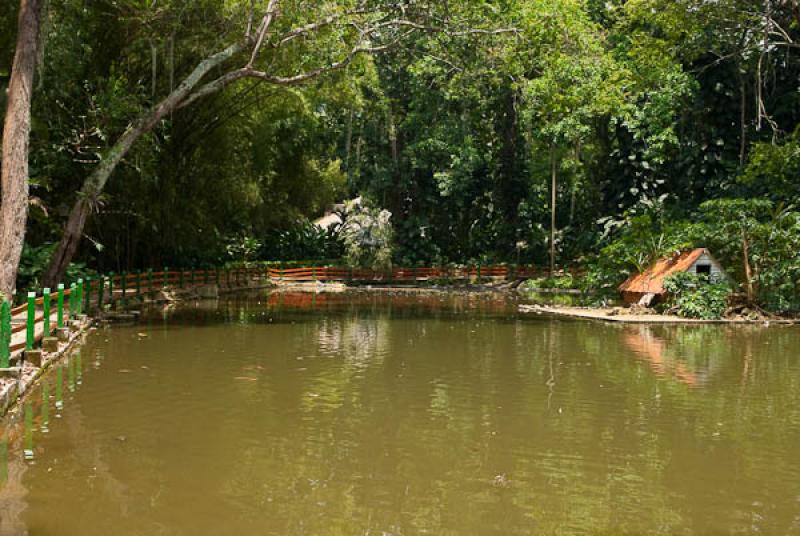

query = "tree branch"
[247, 0, 281, 68]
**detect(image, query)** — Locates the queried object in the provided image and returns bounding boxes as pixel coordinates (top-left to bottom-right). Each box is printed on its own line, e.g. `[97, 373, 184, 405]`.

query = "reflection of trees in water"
[569, 322, 800, 533]
[314, 315, 390, 366]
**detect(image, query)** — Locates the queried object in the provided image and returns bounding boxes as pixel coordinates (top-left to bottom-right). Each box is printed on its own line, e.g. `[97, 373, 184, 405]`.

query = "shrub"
[264, 221, 343, 261]
[662, 272, 731, 320]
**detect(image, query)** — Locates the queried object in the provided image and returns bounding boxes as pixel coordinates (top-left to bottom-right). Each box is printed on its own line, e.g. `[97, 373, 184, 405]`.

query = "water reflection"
[0, 292, 799, 535]
[40, 382, 49, 434]
[0, 439, 6, 484]
[55, 365, 63, 410]
[23, 403, 33, 460]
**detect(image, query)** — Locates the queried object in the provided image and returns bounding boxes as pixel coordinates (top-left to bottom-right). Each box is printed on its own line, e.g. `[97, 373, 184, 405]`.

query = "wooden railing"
[1, 263, 540, 367]
[267, 264, 539, 282]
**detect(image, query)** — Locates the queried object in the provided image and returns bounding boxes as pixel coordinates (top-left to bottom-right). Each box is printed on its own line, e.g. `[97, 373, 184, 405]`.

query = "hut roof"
[618, 248, 708, 296]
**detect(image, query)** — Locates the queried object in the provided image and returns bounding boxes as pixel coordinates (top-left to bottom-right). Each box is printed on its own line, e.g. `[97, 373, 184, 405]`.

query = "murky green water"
[1, 291, 800, 535]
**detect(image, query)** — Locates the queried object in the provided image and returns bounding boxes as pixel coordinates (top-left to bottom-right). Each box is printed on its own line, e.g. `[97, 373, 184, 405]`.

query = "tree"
[0, 0, 45, 300]
[41, 0, 516, 287]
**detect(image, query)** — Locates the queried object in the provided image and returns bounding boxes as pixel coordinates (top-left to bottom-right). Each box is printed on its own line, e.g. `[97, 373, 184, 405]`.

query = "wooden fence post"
[163, 267, 169, 288]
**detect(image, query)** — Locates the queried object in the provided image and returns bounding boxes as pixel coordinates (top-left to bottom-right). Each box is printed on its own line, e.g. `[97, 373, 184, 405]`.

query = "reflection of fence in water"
[266, 291, 517, 315]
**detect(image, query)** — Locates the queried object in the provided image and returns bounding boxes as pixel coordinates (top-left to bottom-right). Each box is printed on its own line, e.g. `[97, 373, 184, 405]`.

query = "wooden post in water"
[0, 301, 10, 369]
[56, 284, 64, 329]
[26, 292, 35, 350]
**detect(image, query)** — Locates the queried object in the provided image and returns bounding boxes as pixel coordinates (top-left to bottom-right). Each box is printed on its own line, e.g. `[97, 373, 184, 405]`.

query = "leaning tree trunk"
[41, 41, 245, 288]
[0, 0, 46, 301]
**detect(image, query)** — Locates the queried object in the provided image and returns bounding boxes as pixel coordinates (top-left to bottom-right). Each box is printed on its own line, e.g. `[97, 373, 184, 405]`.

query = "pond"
[1, 290, 799, 535]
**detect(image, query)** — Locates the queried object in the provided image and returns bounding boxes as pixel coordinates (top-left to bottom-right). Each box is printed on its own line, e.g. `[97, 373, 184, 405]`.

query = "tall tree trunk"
[0, 0, 45, 300]
[550, 145, 557, 276]
[42, 41, 245, 287]
[739, 71, 747, 166]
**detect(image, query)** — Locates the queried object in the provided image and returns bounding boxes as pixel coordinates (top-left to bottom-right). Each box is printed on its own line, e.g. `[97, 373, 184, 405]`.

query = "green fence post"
[163, 267, 169, 288]
[42, 288, 51, 338]
[70, 283, 77, 318]
[179, 269, 185, 288]
[148, 269, 154, 292]
[135, 271, 141, 297]
[190, 267, 194, 287]
[1, 301, 10, 369]
[121, 272, 127, 306]
[215, 268, 220, 286]
[77, 279, 84, 316]
[226, 268, 231, 287]
[477, 264, 482, 281]
[204, 268, 209, 285]
[312, 266, 317, 284]
[108, 272, 115, 307]
[83, 277, 91, 312]
[56, 284, 65, 329]
[97, 276, 105, 309]
[26, 292, 35, 351]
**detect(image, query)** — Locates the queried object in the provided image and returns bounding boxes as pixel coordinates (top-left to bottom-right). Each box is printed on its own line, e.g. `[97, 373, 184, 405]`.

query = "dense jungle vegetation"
[1, 0, 799, 313]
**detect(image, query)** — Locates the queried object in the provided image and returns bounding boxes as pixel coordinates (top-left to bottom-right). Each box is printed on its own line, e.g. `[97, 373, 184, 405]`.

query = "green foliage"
[264, 222, 343, 262]
[225, 235, 262, 266]
[662, 272, 731, 320]
[584, 213, 696, 294]
[698, 199, 800, 313]
[739, 131, 800, 202]
[522, 273, 578, 290]
[2, 0, 800, 318]
[16, 243, 93, 293]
